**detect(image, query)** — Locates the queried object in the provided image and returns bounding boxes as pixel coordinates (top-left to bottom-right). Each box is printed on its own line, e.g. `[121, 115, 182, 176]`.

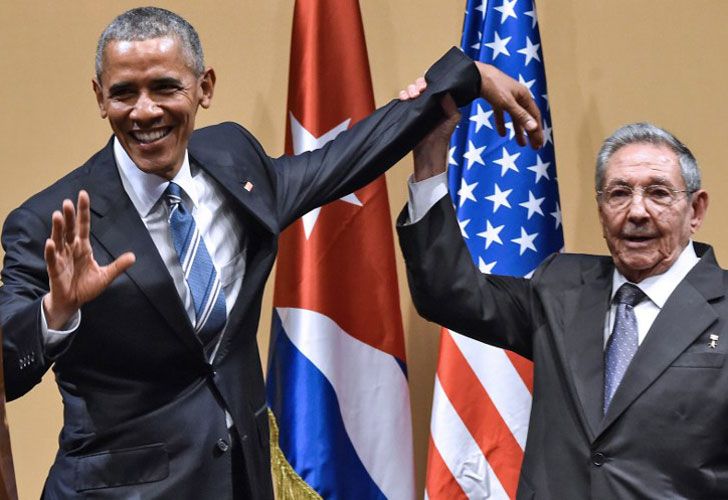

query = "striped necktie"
[603, 283, 646, 413]
[164, 182, 227, 351]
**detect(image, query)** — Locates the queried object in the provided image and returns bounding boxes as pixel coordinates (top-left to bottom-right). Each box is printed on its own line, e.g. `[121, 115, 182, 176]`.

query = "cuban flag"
[266, 1, 415, 498]
[425, 1, 563, 498]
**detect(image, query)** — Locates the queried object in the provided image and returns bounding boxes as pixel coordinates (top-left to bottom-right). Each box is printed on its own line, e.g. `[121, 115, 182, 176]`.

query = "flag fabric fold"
[425, 1, 563, 498]
[266, 1, 415, 498]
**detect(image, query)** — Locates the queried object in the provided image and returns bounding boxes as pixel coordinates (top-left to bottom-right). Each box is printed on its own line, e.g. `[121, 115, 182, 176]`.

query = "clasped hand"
[400, 62, 544, 181]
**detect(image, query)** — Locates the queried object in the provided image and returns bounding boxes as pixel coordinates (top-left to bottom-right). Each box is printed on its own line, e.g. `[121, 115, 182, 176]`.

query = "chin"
[131, 157, 173, 176]
[616, 253, 658, 274]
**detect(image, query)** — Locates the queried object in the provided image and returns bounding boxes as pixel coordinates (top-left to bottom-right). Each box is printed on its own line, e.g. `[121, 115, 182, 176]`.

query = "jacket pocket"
[74, 443, 169, 492]
[671, 352, 725, 368]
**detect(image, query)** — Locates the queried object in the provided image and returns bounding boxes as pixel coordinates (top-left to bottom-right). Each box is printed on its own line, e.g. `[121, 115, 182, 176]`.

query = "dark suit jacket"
[0, 49, 480, 499]
[398, 196, 728, 499]
[0, 329, 17, 500]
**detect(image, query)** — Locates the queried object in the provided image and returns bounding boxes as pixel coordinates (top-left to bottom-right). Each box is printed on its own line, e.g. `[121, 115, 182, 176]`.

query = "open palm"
[42, 190, 135, 330]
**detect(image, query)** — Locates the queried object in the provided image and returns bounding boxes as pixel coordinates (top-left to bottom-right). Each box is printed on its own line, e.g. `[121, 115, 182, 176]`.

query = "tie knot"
[614, 283, 645, 307]
[164, 182, 184, 207]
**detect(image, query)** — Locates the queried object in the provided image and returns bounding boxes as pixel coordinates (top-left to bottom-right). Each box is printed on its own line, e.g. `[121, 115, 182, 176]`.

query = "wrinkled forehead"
[603, 143, 683, 186]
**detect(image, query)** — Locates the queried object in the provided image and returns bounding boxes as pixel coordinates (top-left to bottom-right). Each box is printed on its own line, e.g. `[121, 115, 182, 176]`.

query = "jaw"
[612, 240, 681, 282]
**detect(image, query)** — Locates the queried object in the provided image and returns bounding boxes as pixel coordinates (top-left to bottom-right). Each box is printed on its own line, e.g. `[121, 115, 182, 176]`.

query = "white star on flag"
[290, 113, 361, 239]
[471, 31, 483, 51]
[485, 183, 512, 212]
[494, 0, 518, 24]
[474, 0, 488, 17]
[511, 227, 538, 255]
[524, 7, 538, 28]
[470, 103, 494, 133]
[477, 219, 505, 249]
[464, 140, 487, 169]
[459, 218, 471, 239]
[551, 202, 563, 229]
[448, 146, 458, 166]
[485, 32, 512, 60]
[478, 257, 497, 274]
[519, 191, 545, 219]
[517, 36, 541, 65]
[458, 179, 479, 207]
[527, 154, 551, 183]
[543, 120, 553, 145]
[518, 74, 536, 98]
[493, 147, 521, 176]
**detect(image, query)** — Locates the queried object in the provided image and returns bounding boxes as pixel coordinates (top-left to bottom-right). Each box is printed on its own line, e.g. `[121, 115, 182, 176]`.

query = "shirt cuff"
[406, 172, 449, 224]
[40, 305, 81, 350]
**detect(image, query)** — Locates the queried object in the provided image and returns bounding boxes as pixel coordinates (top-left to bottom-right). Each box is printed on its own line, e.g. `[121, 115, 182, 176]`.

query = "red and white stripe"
[425, 328, 533, 499]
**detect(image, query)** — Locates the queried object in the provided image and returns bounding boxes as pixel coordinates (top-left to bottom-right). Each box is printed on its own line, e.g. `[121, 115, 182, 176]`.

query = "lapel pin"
[709, 334, 719, 349]
[242, 181, 254, 192]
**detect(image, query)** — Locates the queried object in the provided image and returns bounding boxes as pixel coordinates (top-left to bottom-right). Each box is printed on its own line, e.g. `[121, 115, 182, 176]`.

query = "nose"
[625, 191, 650, 220]
[129, 92, 163, 124]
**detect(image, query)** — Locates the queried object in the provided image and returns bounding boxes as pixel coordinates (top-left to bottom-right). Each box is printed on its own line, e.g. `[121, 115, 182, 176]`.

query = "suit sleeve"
[397, 195, 542, 359]
[0, 207, 54, 400]
[272, 47, 481, 229]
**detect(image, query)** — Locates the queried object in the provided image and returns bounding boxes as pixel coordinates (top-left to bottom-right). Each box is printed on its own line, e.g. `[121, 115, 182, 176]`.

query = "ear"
[199, 67, 216, 109]
[92, 79, 108, 119]
[597, 201, 609, 239]
[689, 189, 709, 234]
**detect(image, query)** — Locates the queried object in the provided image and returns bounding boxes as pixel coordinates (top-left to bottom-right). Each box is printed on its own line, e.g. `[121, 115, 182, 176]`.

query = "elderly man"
[398, 119, 723, 498]
[0, 6, 542, 500]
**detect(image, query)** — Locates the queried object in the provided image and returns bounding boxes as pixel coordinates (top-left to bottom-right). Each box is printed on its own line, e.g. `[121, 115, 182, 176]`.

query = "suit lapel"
[600, 247, 723, 432]
[188, 142, 277, 236]
[84, 142, 202, 357]
[560, 260, 612, 438]
[188, 144, 279, 360]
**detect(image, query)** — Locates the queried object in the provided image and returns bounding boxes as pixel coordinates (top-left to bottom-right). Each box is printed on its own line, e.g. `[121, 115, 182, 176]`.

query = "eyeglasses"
[596, 184, 694, 210]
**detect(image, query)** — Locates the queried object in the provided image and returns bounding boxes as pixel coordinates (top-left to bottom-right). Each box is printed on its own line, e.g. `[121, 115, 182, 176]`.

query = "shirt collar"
[611, 240, 700, 308]
[114, 137, 199, 217]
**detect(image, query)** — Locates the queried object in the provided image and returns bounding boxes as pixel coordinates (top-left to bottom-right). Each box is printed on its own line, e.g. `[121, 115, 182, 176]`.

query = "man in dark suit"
[398, 96, 725, 496]
[0, 7, 544, 499]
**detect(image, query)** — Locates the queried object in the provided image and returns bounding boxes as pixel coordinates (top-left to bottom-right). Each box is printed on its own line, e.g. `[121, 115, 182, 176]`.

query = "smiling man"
[0, 6, 544, 499]
[397, 120, 728, 498]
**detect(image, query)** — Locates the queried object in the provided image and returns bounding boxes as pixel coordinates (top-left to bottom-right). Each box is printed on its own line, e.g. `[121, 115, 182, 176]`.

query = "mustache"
[620, 225, 657, 239]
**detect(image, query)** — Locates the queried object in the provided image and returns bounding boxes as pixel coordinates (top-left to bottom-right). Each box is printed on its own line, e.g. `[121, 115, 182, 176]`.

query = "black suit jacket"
[398, 196, 728, 499]
[0, 49, 480, 499]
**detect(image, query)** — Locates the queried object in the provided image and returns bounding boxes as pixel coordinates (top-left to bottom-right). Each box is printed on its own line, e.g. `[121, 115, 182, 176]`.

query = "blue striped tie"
[164, 182, 227, 350]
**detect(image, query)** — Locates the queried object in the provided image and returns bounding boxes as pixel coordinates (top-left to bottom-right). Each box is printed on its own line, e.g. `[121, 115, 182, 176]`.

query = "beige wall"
[1, 1, 727, 497]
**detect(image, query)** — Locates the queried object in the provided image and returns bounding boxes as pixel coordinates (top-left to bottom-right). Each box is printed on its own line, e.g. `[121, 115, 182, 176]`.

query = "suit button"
[591, 452, 606, 466]
[216, 438, 230, 453]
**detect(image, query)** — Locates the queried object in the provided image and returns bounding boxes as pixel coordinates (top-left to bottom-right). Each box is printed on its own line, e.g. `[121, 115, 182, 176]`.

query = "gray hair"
[95, 7, 204, 81]
[595, 122, 700, 192]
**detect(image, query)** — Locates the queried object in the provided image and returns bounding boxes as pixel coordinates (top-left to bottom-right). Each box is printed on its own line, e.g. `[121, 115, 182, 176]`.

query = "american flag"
[425, 0, 563, 498]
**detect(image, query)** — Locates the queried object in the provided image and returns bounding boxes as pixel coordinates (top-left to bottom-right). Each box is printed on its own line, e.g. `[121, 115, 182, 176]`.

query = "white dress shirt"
[43, 138, 246, 355]
[405, 171, 701, 349]
[606, 243, 699, 346]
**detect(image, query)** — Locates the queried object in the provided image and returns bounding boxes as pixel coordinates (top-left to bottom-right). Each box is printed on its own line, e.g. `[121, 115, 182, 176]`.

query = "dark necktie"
[603, 283, 645, 413]
[164, 182, 227, 351]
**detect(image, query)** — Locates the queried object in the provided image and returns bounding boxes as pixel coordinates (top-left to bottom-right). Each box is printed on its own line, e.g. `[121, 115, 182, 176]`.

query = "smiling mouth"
[130, 127, 173, 144]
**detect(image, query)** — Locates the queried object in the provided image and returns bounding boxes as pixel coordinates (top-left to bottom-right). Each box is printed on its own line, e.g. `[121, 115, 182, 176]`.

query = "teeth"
[132, 128, 169, 143]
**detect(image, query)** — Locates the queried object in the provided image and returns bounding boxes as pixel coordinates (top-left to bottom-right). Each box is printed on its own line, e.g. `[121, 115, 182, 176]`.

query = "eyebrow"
[107, 77, 184, 95]
[149, 77, 184, 87]
[107, 82, 135, 96]
[605, 176, 673, 187]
